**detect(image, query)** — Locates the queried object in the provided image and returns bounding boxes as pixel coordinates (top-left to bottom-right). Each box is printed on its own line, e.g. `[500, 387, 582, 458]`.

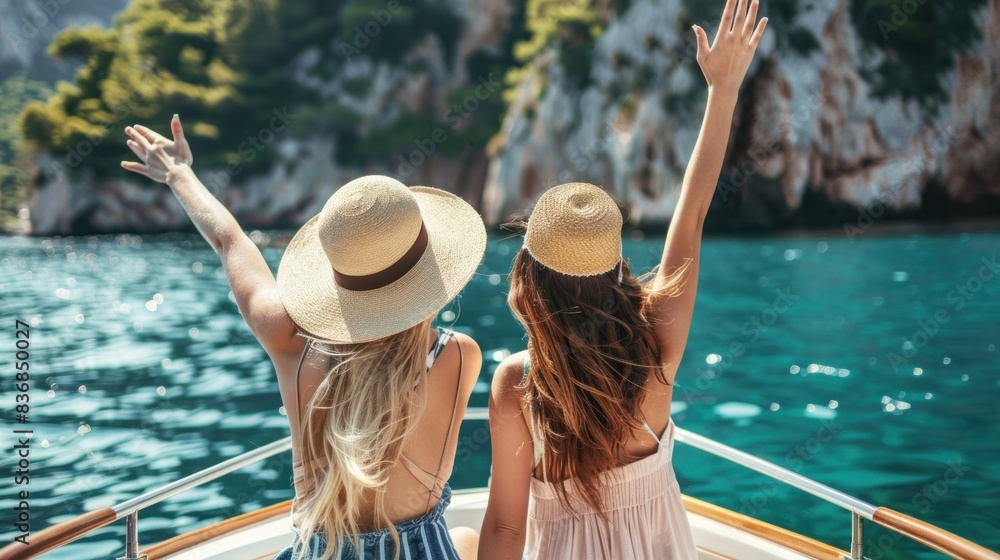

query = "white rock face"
[25, 0, 508, 236]
[23, 0, 1000, 234]
[0, 0, 128, 76]
[482, 0, 1000, 228]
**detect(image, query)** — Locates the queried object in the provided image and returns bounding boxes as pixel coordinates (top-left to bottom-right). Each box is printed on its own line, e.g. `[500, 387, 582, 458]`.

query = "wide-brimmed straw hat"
[524, 182, 623, 276]
[276, 175, 486, 343]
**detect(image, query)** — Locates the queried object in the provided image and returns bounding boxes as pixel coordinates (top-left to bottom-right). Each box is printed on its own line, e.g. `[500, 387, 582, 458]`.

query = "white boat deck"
[159, 489, 820, 560]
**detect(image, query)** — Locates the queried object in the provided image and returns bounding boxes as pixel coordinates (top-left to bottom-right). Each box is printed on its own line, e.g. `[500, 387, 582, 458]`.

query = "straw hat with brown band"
[524, 182, 623, 277]
[277, 175, 487, 343]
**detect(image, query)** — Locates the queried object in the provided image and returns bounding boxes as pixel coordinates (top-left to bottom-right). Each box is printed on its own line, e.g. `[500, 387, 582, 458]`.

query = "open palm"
[123, 115, 193, 184]
[693, 0, 768, 94]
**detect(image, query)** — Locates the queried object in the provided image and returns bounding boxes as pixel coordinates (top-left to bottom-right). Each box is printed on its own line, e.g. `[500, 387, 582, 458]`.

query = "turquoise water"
[1, 230, 998, 559]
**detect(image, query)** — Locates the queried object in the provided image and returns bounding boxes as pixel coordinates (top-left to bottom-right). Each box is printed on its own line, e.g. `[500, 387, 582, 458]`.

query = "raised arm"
[650, 0, 767, 372]
[123, 117, 301, 360]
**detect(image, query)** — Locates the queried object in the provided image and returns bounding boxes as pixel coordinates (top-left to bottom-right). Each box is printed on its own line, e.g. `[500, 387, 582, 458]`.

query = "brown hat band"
[332, 223, 429, 291]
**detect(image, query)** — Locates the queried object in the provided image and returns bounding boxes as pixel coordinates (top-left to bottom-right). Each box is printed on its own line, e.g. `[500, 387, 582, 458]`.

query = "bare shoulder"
[492, 350, 529, 402]
[437, 330, 482, 396]
[450, 331, 482, 360]
[490, 351, 532, 443]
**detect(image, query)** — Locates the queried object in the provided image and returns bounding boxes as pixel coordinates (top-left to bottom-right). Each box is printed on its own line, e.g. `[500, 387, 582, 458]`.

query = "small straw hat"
[276, 175, 486, 343]
[524, 182, 623, 276]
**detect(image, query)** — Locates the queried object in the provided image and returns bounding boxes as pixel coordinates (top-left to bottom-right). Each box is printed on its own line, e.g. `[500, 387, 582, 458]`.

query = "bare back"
[274, 327, 481, 529]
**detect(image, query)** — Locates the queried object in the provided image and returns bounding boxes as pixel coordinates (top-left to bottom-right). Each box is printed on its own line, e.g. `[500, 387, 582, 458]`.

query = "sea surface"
[0, 229, 998, 559]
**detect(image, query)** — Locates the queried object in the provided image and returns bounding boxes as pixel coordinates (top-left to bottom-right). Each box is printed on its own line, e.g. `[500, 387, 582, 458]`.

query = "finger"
[132, 124, 168, 145]
[733, 0, 748, 33]
[743, 0, 759, 37]
[750, 17, 768, 46]
[128, 125, 154, 151]
[694, 25, 710, 61]
[126, 139, 146, 161]
[120, 161, 151, 177]
[721, 0, 737, 33]
[124, 126, 152, 150]
[171, 114, 193, 164]
[171, 114, 186, 144]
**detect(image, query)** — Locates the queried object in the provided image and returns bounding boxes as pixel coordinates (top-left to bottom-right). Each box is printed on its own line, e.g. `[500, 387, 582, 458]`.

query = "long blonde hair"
[293, 318, 432, 560]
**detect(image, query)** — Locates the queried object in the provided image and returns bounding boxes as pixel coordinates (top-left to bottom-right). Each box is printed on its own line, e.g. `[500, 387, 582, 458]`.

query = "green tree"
[0, 75, 52, 229]
[850, 0, 987, 110]
[19, 0, 507, 183]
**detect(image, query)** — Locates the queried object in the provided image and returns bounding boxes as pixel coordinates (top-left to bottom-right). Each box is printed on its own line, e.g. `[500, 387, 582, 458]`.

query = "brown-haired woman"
[478, 1, 768, 558]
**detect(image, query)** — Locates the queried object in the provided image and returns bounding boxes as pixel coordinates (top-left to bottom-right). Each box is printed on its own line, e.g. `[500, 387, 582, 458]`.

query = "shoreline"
[3, 216, 1000, 246]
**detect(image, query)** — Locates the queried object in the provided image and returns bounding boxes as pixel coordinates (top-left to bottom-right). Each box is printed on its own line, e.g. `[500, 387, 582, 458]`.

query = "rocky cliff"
[0, 0, 128, 80]
[25, 0, 516, 235]
[482, 0, 1000, 230]
[19, 0, 1000, 235]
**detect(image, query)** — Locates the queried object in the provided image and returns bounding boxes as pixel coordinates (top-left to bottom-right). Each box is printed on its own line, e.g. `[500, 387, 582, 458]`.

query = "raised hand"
[122, 115, 193, 184]
[693, 0, 768, 95]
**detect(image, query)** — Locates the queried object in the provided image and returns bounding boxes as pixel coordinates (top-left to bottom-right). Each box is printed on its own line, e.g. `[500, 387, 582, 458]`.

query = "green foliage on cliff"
[850, 0, 988, 108]
[0, 75, 52, 229]
[19, 0, 519, 183]
[15, 0, 992, 192]
[507, 0, 988, 113]
[506, 0, 608, 100]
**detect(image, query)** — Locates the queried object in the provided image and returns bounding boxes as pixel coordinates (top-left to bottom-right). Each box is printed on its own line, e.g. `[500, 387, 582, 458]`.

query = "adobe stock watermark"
[396, 74, 500, 179]
[738, 417, 845, 517]
[666, 14, 740, 69]
[886, 255, 997, 371]
[718, 88, 832, 202]
[877, 0, 929, 40]
[844, 125, 958, 242]
[866, 459, 971, 560]
[678, 287, 799, 404]
[5, 0, 73, 56]
[42, 65, 169, 175]
[36, 383, 180, 539]
[551, 117, 626, 185]
[445, 75, 502, 130]
[455, 423, 492, 466]
[338, 0, 412, 61]
[204, 107, 296, 191]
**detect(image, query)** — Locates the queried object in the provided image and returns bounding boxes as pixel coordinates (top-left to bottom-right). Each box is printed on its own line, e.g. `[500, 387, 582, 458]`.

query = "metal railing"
[112, 437, 294, 559]
[2, 407, 997, 560]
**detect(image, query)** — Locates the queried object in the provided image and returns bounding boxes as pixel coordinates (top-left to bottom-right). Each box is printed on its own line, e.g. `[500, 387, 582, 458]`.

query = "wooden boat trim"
[140, 493, 847, 560]
[7, 409, 1000, 559]
[142, 500, 292, 559]
[681, 496, 845, 559]
[872, 507, 1000, 560]
[129, 496, 1000, 560]
[0, 507, 116, 560]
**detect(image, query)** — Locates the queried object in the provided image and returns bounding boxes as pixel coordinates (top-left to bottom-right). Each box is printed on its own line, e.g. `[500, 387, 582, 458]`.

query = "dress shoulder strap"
[291, 340, 310, 432]
[290, 341, 313, 498]
[427, 327, 454, 370]
[399, 455, 446, 499]
[642, 418, 675, 447]
[643, 421, 661, 443]
[401, 327, 463, 512]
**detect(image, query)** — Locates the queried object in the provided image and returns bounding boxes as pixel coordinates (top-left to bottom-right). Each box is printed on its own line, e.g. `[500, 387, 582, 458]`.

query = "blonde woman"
[122, 123, 485, 560]
[479, 1, 768, 558]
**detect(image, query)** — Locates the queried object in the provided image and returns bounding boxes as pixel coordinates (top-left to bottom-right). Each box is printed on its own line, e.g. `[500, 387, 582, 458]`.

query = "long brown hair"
[507, 233, 689, 516]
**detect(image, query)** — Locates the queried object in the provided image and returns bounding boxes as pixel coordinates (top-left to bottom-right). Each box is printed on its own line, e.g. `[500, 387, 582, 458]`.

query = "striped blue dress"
[272, 483, 459, 560]
[273, 328, 462, 560]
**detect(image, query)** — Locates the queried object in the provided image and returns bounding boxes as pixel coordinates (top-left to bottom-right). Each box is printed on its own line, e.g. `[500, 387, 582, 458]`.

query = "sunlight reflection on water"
[0, 230, 998, 558]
